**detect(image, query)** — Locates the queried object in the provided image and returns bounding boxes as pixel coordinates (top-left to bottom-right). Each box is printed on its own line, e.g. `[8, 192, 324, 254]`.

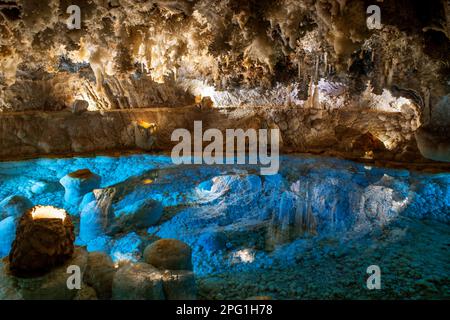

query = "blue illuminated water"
[0, 154, 449, 299]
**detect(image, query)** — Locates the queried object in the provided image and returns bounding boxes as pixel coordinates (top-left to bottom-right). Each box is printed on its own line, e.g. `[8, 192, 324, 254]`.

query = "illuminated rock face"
[0, 1, 447, 112]
[60, 169, 101, 206]
[143, 239, 193, 271]
[0, 1, 448, 163]
[112, 263, 165, 300]
[9, 206, 75, 277]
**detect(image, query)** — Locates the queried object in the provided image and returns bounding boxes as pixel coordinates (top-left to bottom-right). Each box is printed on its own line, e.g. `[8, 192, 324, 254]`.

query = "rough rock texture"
[9, 207, 75, 277]
[415, 127, 450, 162]
[71, 99, 89, 115]
[0, 0, 448, 164]
[0, 105, 447, 169]
[84, 251, 115, 300]
[0, 195, 33, 220]
[0, 247, 88, 300]
[60, 169, 101, 206]
[112, 262, 165, 300]
[143, 239, 193, 271]
[0, 0, 448, 108]
[196, 231, 227, 253]
[74, 284, 98, 300]
[0, 107, 194, 159]
[79, 189, 116, 243]
[115, 199, 163, 229]
[0, 217, 16, 258]
[161, 270, 197, 300]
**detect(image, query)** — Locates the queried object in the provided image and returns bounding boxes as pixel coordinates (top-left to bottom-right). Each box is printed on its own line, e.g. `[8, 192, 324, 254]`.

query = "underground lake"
[0, 154, 448, 299]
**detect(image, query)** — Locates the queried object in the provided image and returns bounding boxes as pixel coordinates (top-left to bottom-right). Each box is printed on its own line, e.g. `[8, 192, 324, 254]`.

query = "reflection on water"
[0, 154, 449, 299]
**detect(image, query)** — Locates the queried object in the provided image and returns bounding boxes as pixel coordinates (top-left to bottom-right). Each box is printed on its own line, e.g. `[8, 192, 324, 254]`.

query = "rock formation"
[0, 0, 447, 164]
[9, 206, 75, 277]
[60, 169, 101, 206]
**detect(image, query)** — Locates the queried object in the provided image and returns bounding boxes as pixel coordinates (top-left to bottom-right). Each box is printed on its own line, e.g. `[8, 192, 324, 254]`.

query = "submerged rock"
[78, 192, 96, 213]
[29, 180, 59, 195]
[79, 201, 107, 243]
[0, 217, 16, 258]
[144, 239, 192, 271]
[276, 191, 299, 227]
[79, 189, 116, 243]
[86, 235, 114, 253]
[197, 231, 227, 253]
[112, 262, 164, 300]
[355, 185, 400, 231]
[60, 169, 101, 206]
[115, 198, 163, 230]
[110, 232, 143, 263]
[196, 174, 262, 204]
[0, 195, 33, 220]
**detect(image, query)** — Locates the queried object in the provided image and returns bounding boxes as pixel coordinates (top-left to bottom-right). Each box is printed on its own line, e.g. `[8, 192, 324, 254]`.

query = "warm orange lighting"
[142, 179, 154, 185]
[363, 151, 374, 159]
[31, 205, 67, 221]
[137, 121, 157, 131]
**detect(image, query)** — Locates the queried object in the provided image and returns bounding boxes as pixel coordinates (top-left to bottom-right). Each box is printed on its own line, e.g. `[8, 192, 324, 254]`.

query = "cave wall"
[0, 104, 436, 168]
[0, 0, 449, 162]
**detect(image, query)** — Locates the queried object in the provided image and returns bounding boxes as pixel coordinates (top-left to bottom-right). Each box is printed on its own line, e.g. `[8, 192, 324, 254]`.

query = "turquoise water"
[0, 154, 449, 299]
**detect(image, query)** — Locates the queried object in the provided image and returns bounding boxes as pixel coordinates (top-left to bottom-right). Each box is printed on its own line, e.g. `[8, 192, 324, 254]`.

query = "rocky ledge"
[0, 106, 449, 170]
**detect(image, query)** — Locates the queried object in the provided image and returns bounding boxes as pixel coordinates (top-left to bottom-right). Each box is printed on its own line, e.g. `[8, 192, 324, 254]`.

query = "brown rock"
[84, 251, 115, 300]
[9, 206, 75, 277]
[162, 270, 196, 300]
[74, 284, 98, 300]
[1, 247, 88, 300]
[112, 262, 165, 300]
[144, 239, 192, 271]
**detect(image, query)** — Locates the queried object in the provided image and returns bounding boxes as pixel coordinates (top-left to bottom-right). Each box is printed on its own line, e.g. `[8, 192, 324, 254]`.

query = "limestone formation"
[0, 217, 16, 258]
[0, 196, 33, 220]
[71, 99, 89, 115]
[0, 247, 88, 300]
[79, 188, 116, 243]
[161, 270, 197, 300]
[84, 251, 115, 300]
[60, 169, 101, 206]
[143, 239, 193, 271]
[9, 206, 75, 277]
[115, 199, 163, 230]
[112, 262, 165, 300]
[134, 121, 157, 150]
[197, 231, 227, 253]
[0, 1, 448, 302]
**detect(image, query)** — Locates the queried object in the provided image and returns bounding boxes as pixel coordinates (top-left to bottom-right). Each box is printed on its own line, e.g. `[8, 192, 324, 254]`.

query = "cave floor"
[0, 154, 449, 299]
